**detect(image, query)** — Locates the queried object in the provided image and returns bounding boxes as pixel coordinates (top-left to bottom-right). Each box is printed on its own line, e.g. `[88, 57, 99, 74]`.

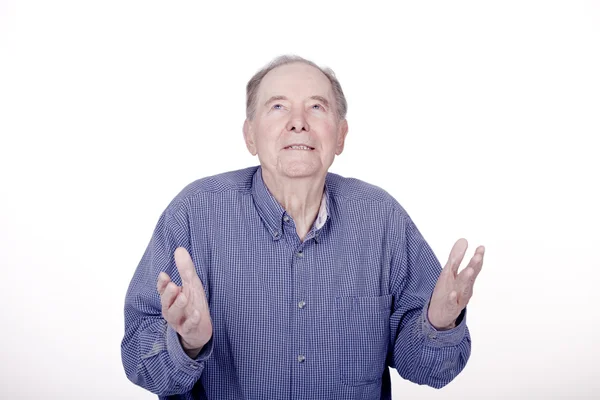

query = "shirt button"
[428, 333, 437, 339]
[298, 300, 306, 309]
[190, 363, 198, 369]
[297, 355, 306, 363]
[274, 231, 280, 237]
[283, 216, 290, 222]
[296, 251, 303, 258]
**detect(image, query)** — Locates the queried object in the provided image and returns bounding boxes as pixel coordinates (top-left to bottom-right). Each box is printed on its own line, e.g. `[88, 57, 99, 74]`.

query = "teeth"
[288, 145, 311, 150]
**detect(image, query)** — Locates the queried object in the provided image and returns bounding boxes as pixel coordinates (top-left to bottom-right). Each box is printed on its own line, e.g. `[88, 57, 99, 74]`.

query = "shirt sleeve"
[121, 203, 213, 396]
[387, 210, 471, 388]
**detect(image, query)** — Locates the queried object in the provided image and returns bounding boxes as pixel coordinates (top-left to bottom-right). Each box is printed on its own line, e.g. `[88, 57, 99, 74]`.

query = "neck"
[261, 168, 325, 241]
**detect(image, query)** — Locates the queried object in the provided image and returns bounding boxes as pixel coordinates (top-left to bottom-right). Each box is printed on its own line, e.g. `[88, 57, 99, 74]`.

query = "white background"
[1, 1, 599, 399]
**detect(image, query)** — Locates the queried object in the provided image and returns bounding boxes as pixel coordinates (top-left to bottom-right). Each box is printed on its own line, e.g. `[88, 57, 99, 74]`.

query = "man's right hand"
[157, 247, 213, 358]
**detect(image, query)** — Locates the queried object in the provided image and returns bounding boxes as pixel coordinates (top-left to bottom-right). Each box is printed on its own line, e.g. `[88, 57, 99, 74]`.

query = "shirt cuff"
[166, 324, 214, 375]
[421, 304, 467, 348]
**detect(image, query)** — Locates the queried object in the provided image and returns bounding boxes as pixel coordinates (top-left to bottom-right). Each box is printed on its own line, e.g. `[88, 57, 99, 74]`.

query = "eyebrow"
[264, 96, 288, 106]
[309, 96, 330, 108]
[263, 95, 331, 108]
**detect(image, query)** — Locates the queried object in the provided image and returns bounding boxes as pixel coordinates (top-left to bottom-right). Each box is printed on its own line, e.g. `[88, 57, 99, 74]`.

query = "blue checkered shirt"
[122, 165, 471, 400]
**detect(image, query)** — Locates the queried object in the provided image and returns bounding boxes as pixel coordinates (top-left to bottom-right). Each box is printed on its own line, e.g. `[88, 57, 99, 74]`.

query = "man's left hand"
[427, 238, 485, 330]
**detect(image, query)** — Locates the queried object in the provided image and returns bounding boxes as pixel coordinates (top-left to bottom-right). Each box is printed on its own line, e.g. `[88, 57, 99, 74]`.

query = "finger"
[180, 309, 201, 336]
[475, 245, 486, 271]
[160, 281, 180, 317]
[174, 247, 201, 287]
[476, 245, 486, 256]
[457, 247, 485, 284]
[445, 238, 468, 276]
[449, 290, 458, 303]
[444, 290, 460, 321]
[166, 292, 188, 326]
[456, 249, 485, 305]
[157, 272, 171, 296]
[456, 267, 476, 302]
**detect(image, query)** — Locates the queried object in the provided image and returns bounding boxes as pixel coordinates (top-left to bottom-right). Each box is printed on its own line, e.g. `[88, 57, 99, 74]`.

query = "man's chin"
[278, 162, 323, 179]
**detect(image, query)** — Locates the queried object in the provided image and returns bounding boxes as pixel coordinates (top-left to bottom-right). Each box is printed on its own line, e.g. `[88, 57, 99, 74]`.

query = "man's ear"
[335, 119, 349, 155]
[243, 120, 257, 156]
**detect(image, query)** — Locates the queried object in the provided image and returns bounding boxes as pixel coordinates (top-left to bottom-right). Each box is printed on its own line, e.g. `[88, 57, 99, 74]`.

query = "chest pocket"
[335, 294, 392, 386]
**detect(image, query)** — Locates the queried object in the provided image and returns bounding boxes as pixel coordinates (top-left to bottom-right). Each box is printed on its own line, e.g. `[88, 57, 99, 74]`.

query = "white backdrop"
[1, 1, 599, 399]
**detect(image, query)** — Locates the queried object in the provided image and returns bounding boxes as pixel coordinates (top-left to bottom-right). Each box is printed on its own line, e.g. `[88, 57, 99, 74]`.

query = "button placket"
[293, 244, 308, 369]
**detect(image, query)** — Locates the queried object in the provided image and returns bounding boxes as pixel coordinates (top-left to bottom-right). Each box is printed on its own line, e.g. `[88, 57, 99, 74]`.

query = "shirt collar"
[251, 166, 331, 241]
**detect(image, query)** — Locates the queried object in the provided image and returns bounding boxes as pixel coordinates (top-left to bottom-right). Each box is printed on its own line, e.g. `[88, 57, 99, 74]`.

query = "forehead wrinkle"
[258, 63, 334, 102]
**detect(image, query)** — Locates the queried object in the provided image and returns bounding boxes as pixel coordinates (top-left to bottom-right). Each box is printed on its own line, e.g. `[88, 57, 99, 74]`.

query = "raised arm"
[388, 212, 485, 388]
[121, 209, 213, 396]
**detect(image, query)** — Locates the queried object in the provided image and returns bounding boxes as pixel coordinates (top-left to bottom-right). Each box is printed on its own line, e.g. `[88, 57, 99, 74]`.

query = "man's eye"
[272, 104, 283, 110]
[312, 104, 322, 110]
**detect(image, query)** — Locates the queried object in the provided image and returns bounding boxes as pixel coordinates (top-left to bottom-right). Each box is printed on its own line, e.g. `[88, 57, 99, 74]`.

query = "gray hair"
[245, 55, 348, 121]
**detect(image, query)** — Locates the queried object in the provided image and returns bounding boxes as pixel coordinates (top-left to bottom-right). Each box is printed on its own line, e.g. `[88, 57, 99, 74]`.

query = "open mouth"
[284, 145, 315, 150]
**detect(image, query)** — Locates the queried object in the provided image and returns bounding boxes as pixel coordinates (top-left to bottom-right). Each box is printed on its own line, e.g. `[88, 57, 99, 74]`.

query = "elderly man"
[121, 55, 485, 400]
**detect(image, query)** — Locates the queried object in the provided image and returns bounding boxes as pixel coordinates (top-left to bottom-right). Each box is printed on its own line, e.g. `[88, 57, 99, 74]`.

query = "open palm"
[157, 247, 213, 354]
[428, 238, 485, 330]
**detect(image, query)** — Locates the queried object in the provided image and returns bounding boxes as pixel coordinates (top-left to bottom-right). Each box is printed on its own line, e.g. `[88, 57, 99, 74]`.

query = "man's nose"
[285, 111, 310, 133]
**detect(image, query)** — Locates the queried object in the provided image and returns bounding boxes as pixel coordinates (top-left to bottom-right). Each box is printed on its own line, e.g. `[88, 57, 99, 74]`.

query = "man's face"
[244, 62, 348, 181]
